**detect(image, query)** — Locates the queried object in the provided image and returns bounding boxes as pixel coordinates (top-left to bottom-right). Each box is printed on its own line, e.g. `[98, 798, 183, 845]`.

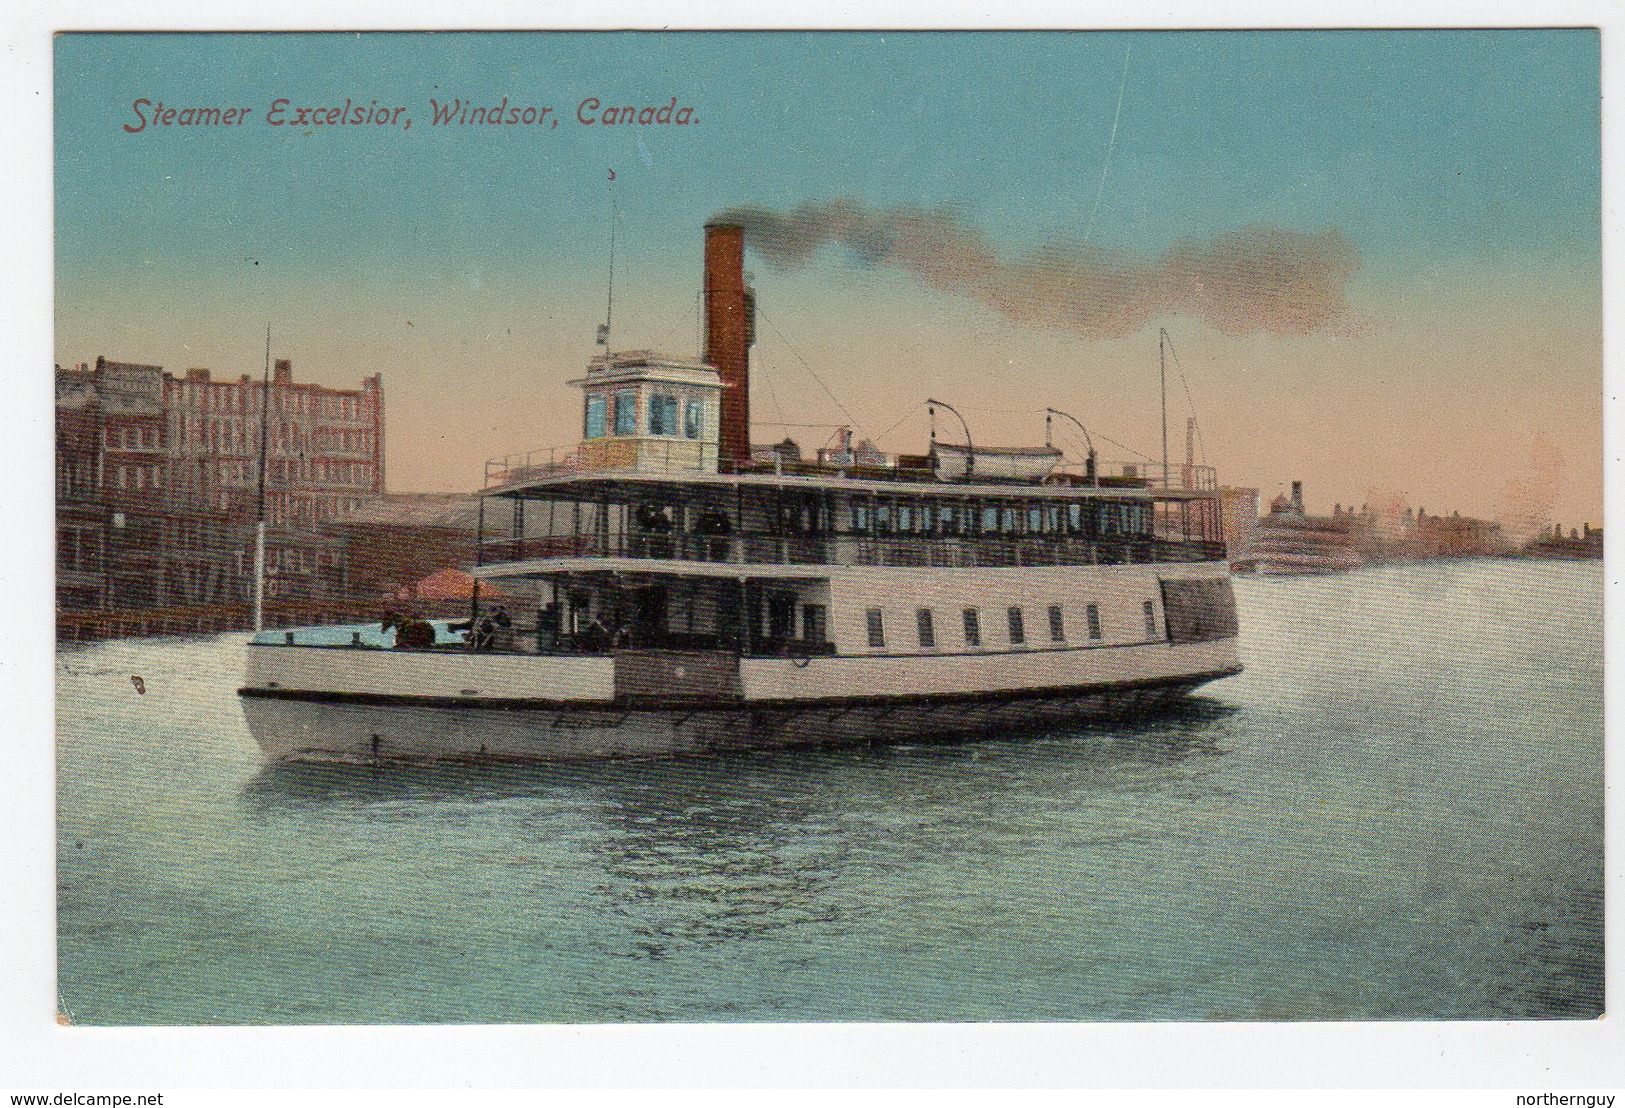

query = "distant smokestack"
[1290, 480, 1304, 513]
[704, 223, 752, 466]
[1183, 416, 1196, 489]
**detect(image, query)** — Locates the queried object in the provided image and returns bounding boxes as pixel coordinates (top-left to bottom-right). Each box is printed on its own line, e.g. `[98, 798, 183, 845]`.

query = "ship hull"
[239, 668, 1237, 762]
[240, 562, 1241, 763]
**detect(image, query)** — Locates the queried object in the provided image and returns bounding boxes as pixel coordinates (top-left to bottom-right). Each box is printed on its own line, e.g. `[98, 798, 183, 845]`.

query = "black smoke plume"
[715, 200, 1361, 340]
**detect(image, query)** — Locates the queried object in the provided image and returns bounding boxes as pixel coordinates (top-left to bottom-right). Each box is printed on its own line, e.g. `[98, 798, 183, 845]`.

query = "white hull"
[240, 635, 1240, 762]
[241, 671, 1232, 762]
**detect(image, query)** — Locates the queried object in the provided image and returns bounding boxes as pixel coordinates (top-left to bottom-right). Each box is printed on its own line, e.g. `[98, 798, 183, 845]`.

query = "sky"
[54, 30, 1602, 530]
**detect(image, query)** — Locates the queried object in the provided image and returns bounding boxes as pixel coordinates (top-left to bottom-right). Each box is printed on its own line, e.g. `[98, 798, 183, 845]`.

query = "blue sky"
[54, 30, 1601, 521]
[57, 31, 1599, 270]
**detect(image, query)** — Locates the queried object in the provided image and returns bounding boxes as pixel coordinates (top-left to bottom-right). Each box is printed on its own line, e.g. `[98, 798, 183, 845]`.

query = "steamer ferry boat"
[239, 223, 1241, 761]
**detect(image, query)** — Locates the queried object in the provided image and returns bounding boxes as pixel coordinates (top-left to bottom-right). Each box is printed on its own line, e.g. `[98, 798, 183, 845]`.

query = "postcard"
[48, 27, 1603, 1046]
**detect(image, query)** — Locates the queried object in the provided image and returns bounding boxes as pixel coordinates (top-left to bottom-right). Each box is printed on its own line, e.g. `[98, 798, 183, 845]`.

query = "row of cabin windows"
[584, 391, 708, 440]
[865, 601, 1162, 650]
[849, 499, 1151, 538]
[619, 496, 1152, 541]
[720, 498, 1151, 538]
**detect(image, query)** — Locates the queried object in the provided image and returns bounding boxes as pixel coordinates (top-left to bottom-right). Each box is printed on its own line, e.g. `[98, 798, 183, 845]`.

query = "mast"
[1159, 328, 1170, 489]
[605, 170, 616, 348]
[253, 325, 270, 633]
[470, 493, 485, 626]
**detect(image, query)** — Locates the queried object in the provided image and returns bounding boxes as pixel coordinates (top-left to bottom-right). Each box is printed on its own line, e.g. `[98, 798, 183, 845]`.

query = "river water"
[55, 560, 1604, 1024]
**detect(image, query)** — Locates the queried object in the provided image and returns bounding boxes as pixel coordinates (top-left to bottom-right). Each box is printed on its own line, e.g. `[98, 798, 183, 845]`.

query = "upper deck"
[474, 449, 1228, 575]
[484, 440, 1218, 498]
[475, 327, 1226, 577]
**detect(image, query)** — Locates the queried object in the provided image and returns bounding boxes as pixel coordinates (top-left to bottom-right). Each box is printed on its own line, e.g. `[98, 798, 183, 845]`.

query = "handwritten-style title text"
[122, 97, 699, 134]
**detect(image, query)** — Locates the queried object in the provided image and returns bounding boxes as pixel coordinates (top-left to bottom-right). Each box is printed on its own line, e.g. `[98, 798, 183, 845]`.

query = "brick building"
[55, 370, 113, 610]
[1413, 508, 1506, 559]
[55, 355, 386, 613]
[163, 357, 385, 600]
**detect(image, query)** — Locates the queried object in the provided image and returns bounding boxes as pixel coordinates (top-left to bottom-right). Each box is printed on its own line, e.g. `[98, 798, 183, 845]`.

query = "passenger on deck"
[491, 606, 516, 651]
[581, 615, 612, 654]
[469, 614, 497, 651]
[535, 603, 560, 652]
[394, 614, 436, 650]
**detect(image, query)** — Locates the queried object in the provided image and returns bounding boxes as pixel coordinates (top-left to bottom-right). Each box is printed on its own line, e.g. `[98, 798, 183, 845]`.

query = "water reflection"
[237, 700, 1238, 963]
[58, 562, 1605, 1022]
[1487, 886, 1605, 1019]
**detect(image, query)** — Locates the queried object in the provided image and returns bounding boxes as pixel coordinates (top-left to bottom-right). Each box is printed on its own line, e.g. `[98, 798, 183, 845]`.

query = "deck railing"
[485, 443, 1224, 492]
[484, 446, 584, 488]
[480, 532, 1225, 569]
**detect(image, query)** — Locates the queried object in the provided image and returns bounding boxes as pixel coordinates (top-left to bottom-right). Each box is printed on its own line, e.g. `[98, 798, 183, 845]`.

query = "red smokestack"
[704, 222, 752, 466]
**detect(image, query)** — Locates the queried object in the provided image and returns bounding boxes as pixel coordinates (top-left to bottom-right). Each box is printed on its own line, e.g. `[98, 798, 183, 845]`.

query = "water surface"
[56, 560, 1604, 1023]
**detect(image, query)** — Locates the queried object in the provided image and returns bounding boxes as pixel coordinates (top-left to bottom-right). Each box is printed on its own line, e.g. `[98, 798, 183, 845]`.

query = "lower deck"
[240, 664, 1239, 762]
[240, 561, 1242, 760]
[243, 634, 1240, 705]
[457, 561, 1238, 660]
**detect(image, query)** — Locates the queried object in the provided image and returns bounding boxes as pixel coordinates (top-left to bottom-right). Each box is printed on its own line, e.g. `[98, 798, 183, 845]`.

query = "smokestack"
[704, 222, 752, 466]
[1290, 480, 1304, 514]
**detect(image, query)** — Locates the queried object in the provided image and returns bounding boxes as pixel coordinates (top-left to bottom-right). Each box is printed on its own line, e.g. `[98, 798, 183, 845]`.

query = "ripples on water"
[56, 560, 1603, 1023]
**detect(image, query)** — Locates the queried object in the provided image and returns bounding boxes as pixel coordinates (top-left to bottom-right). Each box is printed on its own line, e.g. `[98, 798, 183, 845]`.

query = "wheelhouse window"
[611, 390, 637, 436]
[584, 395, 607, 438]
[916, 608, 936, 649]
[1048, 605, 1065, 642]
[963, 608, 981, 647]
[866, 608, 886, 648]
[1086, 603, 1103, 640]
[1143, 599, 1160, 640]
[1007, 606, 1026, 644]
[683, 398, 703, 439]
[648, 393, 680, 436]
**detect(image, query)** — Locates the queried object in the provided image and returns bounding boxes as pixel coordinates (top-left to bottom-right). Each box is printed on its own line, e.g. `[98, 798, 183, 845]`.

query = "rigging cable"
[1160, 332, 1209, 466]
[873, 400, 925, 445]
[955, 404, 1048, 416]
[953, 402, 1156, 463]
[758, 355, 789, 431]
[755, 307, 870, 439]
[1092, 429, 1158, 464]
